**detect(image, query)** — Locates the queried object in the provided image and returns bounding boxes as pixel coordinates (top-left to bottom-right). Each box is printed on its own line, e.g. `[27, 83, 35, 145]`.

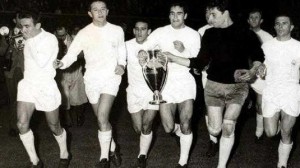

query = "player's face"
[88, 1, 109, 24]
[207, 7, 226, 28]
[274, 16, 293, 39]
[19, 17, 40, 40]
[248, 12, 262, 29]
[133, 22, 150, 44]
[169, 6, 187, 29]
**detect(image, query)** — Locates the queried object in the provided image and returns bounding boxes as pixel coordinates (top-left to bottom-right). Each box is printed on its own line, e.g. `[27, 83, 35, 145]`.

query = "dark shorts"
[204, 79, 249, 107]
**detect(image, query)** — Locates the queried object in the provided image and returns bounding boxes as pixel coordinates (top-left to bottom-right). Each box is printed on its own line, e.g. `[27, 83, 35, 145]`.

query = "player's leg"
[255, 93, 264, 141]
[130, 110, 143, 134]
[177, 99, 194, 167]
[45, 107, 70, 168]
[217, 104, 242, 168]
[205, 106, 223, 157]
[17, 101, 40, 165]
[140, 109, 157, 156]
[203, 80, 225, 157]
[277, 111, 296, 168]
[159, 103, 177, 133]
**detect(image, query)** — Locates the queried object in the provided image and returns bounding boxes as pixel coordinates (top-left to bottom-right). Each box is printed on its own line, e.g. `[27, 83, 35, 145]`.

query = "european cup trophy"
[142, 49, 168, 105]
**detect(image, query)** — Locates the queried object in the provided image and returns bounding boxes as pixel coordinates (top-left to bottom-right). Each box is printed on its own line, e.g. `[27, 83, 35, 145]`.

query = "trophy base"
[149, 100, 166, 105]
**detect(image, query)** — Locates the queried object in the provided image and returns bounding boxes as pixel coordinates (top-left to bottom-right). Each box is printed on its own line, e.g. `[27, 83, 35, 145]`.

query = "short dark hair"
[249, 8, 263, 18]
[275, 13, 294, 25]
[88, 0, 108, 11]
[18, 10, 41, 25]
[206, 0, 229, 13]
[169, 0, 189, 14]
[134, 18, 151, 30]
[56, 26, 66, 32]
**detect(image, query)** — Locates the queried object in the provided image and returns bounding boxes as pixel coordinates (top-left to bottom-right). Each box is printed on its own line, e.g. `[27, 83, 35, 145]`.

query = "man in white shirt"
[257, 14, 300, 168]
[247, 8, 273, 142]
[17, 10, 70, 167]
[126, 20, 159, 168]
[53, 1, 126, 167]
[139, 2, 200, 167]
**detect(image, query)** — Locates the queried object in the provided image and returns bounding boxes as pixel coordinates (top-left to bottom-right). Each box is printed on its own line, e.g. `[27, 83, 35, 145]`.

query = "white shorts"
[262, 85, 300, 117]
[162, 73, 196, 104]
[84, 76, 121, 104]
[17, 79, 61, 112]
[126, 86, 159, 113]
[250, 78, 265, 95]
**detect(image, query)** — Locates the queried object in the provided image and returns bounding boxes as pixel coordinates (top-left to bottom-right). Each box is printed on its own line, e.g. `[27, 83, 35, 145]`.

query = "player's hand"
[162, 51, 175, 62]
[193, 68, 201, 75]
[173, 40, 185, 53]
[115, 65, 125, 75]
[256, 64, 267, 80]
[53, 59, 63, 69]
[234, 69, 250, 83]
[137, 50, 148, 66]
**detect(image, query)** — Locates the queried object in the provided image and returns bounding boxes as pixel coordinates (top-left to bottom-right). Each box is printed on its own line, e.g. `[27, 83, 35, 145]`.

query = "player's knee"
[142, 123, 152, 135]
[222, 119, 236, 137]
[265, 127, 277, 137]
[162, 123, 174, 133]
[17, 121, 30, 134]
[180, 123, 192, 134]
[280, 128, 292, 138]
[133, 125, 142, 134]
[47, 121, 61, 134]
[207, 124, 221, 137]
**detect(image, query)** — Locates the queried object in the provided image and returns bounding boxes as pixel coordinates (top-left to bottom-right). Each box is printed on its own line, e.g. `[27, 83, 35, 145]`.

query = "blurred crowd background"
[0, 0, 299, 35]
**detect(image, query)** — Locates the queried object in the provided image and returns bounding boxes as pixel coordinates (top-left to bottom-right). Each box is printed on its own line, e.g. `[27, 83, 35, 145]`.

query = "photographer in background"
[0, 26, 10, 128]
[4, 26, 25, 137]
[55, 26, 87, 127]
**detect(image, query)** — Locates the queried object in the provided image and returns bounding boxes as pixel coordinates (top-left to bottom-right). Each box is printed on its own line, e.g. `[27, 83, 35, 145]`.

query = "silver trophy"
[142, 49, 168, 105]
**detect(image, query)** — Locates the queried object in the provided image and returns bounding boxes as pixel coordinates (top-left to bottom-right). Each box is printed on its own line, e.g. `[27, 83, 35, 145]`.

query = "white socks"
[173, 123, 182, 137]
[278, 141, 293, 168]
[53, 128, 69, 159]
[19, 130, 39, 165]
[205, 115, 218, 143]
[217, 134, 235, 168]
[255, 114, 264, 138]
[139, 131, 153, 157]
[98, 130, 112, 161]
[110, 138, 116, 153]
[178, 133, 193, 166]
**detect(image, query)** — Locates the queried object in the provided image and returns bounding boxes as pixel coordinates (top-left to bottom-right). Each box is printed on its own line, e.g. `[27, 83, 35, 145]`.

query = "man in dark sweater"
[165, 0, 264, 167]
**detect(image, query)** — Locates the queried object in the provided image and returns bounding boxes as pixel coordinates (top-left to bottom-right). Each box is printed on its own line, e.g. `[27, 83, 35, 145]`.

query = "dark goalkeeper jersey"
[189, 23, 264, 84]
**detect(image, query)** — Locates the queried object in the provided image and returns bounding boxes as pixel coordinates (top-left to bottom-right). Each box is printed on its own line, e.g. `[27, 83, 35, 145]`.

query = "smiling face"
[274, 16, 294, 40]
[19, 17, 41, 40]
[169, 5, 187, 29]
[88, 1, 109, 25]
[133, 22, 150, 44]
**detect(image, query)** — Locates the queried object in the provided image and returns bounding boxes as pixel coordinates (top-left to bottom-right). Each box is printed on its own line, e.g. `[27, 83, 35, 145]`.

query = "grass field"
[1, 81, 300, 168]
